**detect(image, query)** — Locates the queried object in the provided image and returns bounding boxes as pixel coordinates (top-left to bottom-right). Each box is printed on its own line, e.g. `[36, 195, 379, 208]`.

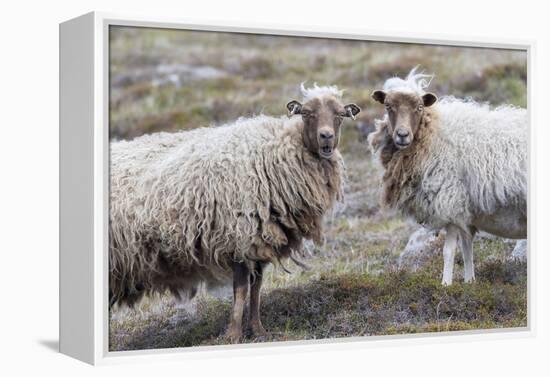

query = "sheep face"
[287, 96, 360, 159]
[372, 90, 437, 149]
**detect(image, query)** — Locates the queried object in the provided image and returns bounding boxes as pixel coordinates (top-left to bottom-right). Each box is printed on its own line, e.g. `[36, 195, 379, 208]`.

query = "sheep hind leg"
[459, 227, 476, 283]
[225, 261, 250, 343]
[442, 225, 459, 286]
[249, 261, 268, 339]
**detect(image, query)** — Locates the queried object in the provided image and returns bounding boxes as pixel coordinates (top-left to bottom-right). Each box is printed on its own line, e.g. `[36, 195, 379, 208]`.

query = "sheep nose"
[320, 131, 334, 140]
[397, 129, 409, 137]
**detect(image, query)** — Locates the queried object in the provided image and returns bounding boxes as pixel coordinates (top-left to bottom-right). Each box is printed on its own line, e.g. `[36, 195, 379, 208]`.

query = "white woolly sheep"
[369, 67, 527, 285]
[109, 84, 360, 342]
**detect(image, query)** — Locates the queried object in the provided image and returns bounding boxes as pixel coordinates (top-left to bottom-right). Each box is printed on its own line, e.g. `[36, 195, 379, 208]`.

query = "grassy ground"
[108, 27, 527, 351]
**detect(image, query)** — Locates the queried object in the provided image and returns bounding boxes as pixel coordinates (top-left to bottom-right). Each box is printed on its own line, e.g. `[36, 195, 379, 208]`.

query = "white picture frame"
[59, 11, 535, 365]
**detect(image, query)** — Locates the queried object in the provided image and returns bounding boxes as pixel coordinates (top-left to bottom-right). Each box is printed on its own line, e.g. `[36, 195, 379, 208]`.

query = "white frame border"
[62, 11, 536, 365]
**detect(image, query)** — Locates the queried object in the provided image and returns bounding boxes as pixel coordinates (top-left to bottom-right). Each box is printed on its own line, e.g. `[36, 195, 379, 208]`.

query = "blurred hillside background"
[109, 26, 527, 351]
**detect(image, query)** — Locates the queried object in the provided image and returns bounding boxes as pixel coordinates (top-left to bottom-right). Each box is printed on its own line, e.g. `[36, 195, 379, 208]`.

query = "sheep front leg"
[442, 225, 459, 286]
[226, 261, 249, 343]
[249, 262, 267, 338]
[459, 228, 476, 283]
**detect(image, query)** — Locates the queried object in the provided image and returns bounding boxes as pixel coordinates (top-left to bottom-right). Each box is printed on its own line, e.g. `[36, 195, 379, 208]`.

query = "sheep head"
[286, 84, 360, 159]
[371, 67, 438, 150]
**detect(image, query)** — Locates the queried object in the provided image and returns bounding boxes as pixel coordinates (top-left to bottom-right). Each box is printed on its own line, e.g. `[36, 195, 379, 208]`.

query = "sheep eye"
[385, 104, 392, 111]
[417, 105, 424, 112]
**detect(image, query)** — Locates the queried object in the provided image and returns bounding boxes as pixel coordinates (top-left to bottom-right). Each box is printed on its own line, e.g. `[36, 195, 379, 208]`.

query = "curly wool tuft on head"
[382, 66, 434, 95]
[300, 82, 344, 101]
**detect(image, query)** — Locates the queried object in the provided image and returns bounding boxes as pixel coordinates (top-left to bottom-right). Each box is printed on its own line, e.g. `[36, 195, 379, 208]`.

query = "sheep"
[368, 67, 527, 285]
[109, 84, 361, 342]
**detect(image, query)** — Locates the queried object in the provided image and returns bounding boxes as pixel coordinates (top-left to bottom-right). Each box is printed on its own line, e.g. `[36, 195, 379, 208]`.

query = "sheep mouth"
[394, 140, 411, 149]
[319, 146, 334, 158]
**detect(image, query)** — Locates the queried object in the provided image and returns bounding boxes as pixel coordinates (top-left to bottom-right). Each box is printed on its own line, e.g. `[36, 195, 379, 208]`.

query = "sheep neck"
[380, 108, 438, 209]
[260, 119, 344, 245]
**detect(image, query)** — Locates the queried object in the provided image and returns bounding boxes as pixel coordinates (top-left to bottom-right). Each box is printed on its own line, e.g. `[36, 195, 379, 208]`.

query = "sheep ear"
[371, 90, 386, 104]
[286, 100, 302, 116]
[344, 104, 361, 120]
[422, 92, 438, 107]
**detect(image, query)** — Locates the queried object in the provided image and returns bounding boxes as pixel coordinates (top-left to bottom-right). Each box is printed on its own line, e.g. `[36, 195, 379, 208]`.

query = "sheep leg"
[459, 228, 476, 283]
[249, 261, 267, 338]
[442, 225, 459, 286]
[226, 261, 250, 343]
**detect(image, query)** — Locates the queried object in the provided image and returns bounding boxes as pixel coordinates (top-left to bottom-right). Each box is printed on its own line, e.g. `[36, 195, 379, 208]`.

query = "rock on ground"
[398, 227, 442, 271]
[511, 239, 527, 261]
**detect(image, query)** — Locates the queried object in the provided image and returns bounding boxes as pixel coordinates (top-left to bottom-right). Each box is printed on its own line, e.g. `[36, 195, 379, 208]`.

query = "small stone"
[398, 227, 441, 271]
[510, 239, 527, 261]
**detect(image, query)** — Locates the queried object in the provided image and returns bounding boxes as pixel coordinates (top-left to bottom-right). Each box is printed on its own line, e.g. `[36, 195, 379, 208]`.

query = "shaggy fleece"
[370, 96, 527, 231]
[110, 115, 344, 306]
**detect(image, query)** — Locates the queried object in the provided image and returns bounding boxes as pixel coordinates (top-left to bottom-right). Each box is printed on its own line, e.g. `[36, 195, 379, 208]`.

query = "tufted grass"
[110, 247, 526, 350]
